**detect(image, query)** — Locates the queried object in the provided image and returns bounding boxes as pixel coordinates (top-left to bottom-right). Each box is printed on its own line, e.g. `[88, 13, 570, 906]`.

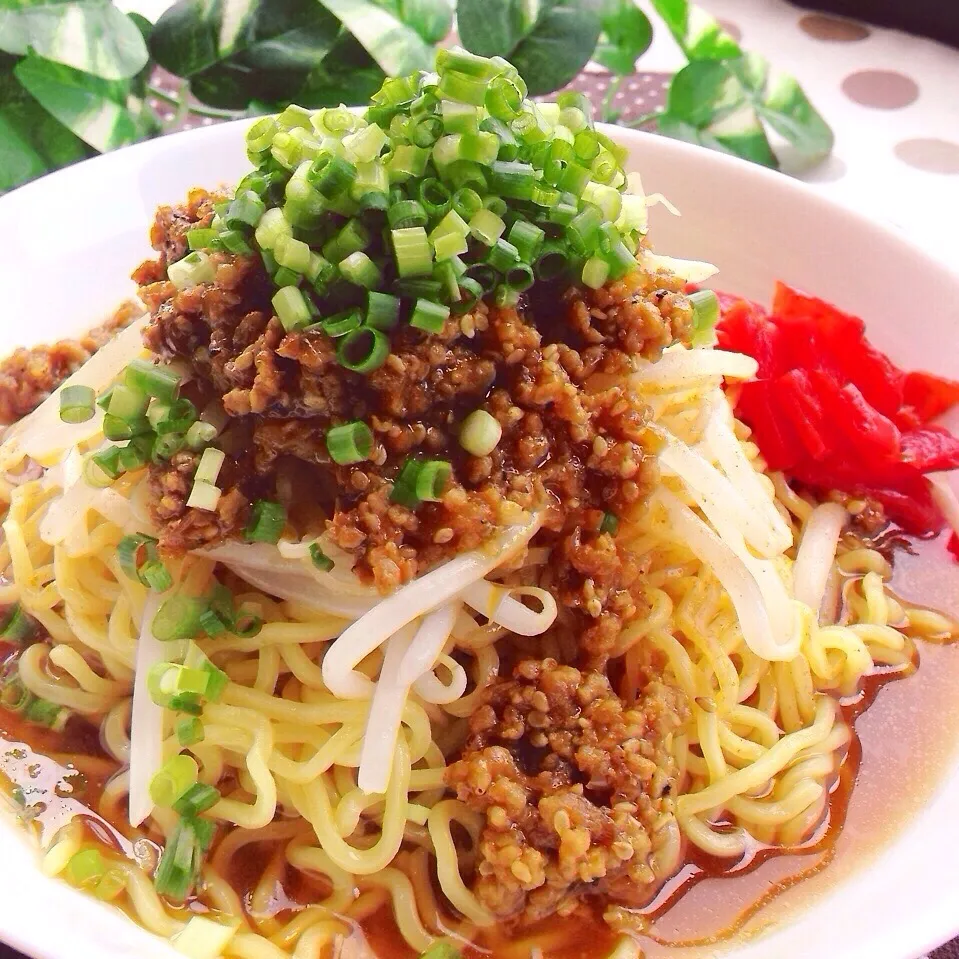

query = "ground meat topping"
[446, 658, 687, 924]
[135, 193, 691, 593]
[0, 302, 141, 426]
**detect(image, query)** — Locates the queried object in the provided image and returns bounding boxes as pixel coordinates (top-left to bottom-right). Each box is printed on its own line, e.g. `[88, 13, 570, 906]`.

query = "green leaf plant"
[0, 0, 833, 192]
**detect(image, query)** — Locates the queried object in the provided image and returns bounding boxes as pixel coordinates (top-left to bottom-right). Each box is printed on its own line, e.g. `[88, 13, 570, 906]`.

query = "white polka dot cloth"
[637, 0, 959, 273]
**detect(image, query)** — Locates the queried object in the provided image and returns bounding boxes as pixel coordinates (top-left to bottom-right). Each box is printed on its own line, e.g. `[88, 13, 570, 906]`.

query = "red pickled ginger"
[716, 282, 959, 535]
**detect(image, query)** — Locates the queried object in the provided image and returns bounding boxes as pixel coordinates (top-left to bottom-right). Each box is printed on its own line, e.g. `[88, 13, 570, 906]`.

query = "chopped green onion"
[392, 226, 433, 277]
[337, 327, 390, 374]
[154, 818, 203, 901]
[185, 421, 218, 450]
[150, 753, 199, 808]
[432, 230, 468, 261]
[488, 160, 536, 200]
[246, 116, 278, 153]
[154, 397, 197, 436]
[486, 74, 524, 119]
[416, 943, 462, 959]
[84, 447, 122, 487]
[689, 289, 720, 346]
[274, 235, 312, 273]
[125, 359, 180, 403]
[104, 411, 152, 441]
[198, 606, 227, 637]
[411, 116, 443, 147]
[604, 240, 636, 280]
[410, 299, 450, 333]
[169, 694, 202, 716]
[485, 238, 520, 272]
[318, 309, 362, 338]
[272, 286, 312, 332]
[395, 277, 443, 300]
[226, 191, 265, 229]
[59, 385, 95, 424]
[306, 252, 335, 291]
[434, 260, 460, 302]
[0, 674, 31, 714]
[187, 481, 221, 512]
[433, 131, 499, 168]
[600, 511, 619, 535]
[436, 47, 501, 79]
[273, 266, 302, 288]
[568, 203, 604, 255]
[582, 256, 610, 290]
[168, 251, 216, 291]
[441, 100, 480, 134]
[468, 208, 505, 246]
[437, 71, 488, 106]
[546, 199, 577, 226]
[534, 242, 570, 281]
[96, 385, 115, 411]
[387, 143, 431, 182]
[483, 195, 507, 217]
[0, 604, 34, 646]
[231, 606, 262, 640]
[366, 291, 401, 331]
[390, 457, 423, 508]
[117, 437, 151, 473]
[494, 286, 520, 307]
[358, 190, 389, 213]
[452, 276, 483, 314]
[177, 716, 205, 747]
[152, 594, 208, 642]
[326, 421, 374, 465]
[186, 228, 217, 251]
[172, 782, 220, 818]
[218, 230, 251, 255]
[465, 263, 497, 293]
[322, 220, 370, 264]
[372, 72, 418, 105]
[505, 262, 535, 293]
[447, 159, 488, 191]
[415, 460, 451, 501]
[117, 533, 165, 587]
[196, 446, 226, 483]
[339, 251, 381, 289]
[452, 187, 483, 221]
[507, 220, 545, 262]
[139, 560, 171, 593]
[255, 207, 292, 250]
[308, 152, 357, 198]
[245, 500, 286, 544]
[66, 848, 105, 888]
[25, 696, 69, 730]
[418, 177, 452, 217]
[152, 433, 185, 463]
[343, 122, 387, 162]
[428, 209, 468, 241]
[388, 200, 428, 231]
[309, 543, 334, 572]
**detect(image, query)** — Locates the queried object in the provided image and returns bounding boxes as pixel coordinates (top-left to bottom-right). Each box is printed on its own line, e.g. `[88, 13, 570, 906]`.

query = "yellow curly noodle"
[610, 374, 956, 863]
[3, 363, 957, 959]
[1, 467, 489, 956]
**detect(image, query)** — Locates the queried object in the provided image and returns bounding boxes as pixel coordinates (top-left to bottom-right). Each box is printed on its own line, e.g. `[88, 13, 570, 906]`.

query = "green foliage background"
[0, 0, 834, 192]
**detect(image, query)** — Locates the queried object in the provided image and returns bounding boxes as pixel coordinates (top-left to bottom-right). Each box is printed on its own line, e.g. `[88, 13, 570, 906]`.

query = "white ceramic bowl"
[0, 122, 958, 959]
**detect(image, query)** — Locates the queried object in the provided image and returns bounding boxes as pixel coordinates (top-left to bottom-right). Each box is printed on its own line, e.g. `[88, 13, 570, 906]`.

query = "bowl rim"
[0, 118, 958, 959]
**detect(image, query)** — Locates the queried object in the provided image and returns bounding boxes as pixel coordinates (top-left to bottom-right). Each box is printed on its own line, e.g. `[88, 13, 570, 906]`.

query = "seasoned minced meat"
[134, 192, 694, 599]
[446, 658, 688, 924]
[0, 301, 141, 426]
